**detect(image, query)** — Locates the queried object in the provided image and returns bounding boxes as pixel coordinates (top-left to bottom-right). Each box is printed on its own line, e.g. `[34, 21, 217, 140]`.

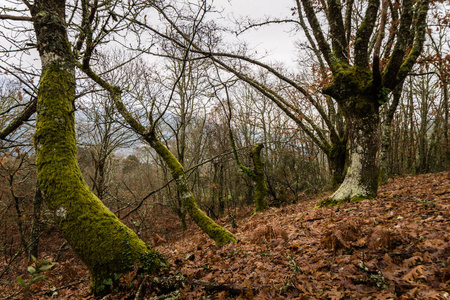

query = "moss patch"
[317, 194, 372, 208]
[323, 66, 373, 100]
[316, 197, 347, 208]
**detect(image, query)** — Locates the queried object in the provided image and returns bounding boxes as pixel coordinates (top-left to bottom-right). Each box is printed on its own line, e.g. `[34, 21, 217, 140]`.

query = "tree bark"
[379, 84, 403, 185]
[250, 144, 269, 213]
[329, 96, 380, 202]
[443, 81, 449, 169]
[30, 1, 163, 296]
[322, 66, 381, 203]
[29, 181, 43, 258]
[328, 138, 348, 189]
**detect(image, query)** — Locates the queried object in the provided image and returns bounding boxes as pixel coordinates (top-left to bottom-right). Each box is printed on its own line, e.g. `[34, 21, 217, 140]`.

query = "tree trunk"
[328, 139, 348, 189]
[443, 81, 449, 169]
[149, 137, 236, 246]
[175, 194, 188, 231]
[31, 1, 163, 296]
[379, 84, 402, 185]
[250, 144, 269, 213]
[321, 66, 381, 204]
[29, 181, 43, 258]
[328, 95, 380, 202]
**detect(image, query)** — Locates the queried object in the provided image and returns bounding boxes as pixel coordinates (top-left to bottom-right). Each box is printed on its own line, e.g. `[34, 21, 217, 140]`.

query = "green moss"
[323, 66, 373, 101]
[150, 140, 236, 247]
[182, 190, 237, 246]
[316, 197, 346, 208]
[34, 63, 163, 297]
[138, 250, 167, 274]
[250, 144, 269, 213]
[317, 194, 372, 208]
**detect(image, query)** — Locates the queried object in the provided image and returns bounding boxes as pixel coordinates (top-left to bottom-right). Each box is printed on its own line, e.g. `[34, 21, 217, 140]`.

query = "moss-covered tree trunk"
[250, 144, 269, 212]
[149, 137, 236, 246]
[299, 0, 429, 205]
[329, 95, 380, 201]
[31, 1, 163, 296]
[225, 99, 269, 213]
[80, 65, 236, 247]
[322, 66, 382, 204]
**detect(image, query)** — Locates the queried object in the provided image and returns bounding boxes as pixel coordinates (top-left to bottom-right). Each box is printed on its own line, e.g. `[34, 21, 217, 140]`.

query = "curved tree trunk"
[31, 1, 163, 296]
[149, 137, 236, 246]
[329, 95, 380, 202]
[79, 64, 236, 248]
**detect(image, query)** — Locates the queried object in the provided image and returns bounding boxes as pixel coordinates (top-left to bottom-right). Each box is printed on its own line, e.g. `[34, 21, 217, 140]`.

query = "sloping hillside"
[1, 171, 448, 299]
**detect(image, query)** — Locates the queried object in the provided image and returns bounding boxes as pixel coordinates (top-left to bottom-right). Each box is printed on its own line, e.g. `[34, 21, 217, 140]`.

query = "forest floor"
[0, 171, 449, 299]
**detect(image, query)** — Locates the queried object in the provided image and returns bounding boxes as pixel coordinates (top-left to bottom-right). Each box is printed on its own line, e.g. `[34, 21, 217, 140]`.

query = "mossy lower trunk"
[34, 61, 163, 298]
[31, 2, 163, 296]
[329, 96, 380, 202]
[149, 138, 236, 246]
[250, 144, 269, 213]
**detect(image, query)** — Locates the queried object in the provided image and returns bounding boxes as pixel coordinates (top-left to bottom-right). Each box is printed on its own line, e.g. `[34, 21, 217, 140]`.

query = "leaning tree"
[0, 0, 165, 296]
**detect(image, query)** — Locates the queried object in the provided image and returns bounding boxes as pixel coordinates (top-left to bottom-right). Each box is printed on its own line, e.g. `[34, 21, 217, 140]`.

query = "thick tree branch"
[382, 0, 415, 87]
[299, 0, 338, 71]
[295, 0, 326, 72]
[395, 0, 430, 83]
[354, 0, 380, 68]
[326, 0, 348, 62]
[344, 0, 354, 45]
[373, 0, 389, 89]
[212, 59, 331, 154]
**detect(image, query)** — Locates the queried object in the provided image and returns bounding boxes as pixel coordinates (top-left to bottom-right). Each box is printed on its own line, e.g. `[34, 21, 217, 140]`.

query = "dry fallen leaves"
[0, 171, 448, 299]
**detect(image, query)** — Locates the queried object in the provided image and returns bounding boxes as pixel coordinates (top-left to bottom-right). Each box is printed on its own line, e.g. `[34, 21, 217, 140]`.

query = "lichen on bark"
[322, 65, 381, 205]
[34, 62, 164, 297]
[31, 1, 165, 295]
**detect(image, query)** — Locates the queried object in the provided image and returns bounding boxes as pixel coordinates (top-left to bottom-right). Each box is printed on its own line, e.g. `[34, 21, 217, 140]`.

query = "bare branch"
[0, 98, 37, 140]
[0, 14, 32, 21]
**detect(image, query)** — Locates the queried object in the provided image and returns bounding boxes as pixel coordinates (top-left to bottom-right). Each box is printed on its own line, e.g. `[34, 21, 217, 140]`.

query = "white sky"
[214, 0, 299, 65]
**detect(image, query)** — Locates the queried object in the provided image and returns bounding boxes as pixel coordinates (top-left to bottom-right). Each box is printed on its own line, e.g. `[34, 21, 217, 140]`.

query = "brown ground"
[1, 171, 449, 299]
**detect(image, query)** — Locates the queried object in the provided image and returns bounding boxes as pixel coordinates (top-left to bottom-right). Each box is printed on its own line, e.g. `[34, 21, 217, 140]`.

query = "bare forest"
[0, 0, 449, 299]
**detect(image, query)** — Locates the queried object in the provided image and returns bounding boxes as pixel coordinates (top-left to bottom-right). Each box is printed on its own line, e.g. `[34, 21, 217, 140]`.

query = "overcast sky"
[213, 0, 299, 65]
